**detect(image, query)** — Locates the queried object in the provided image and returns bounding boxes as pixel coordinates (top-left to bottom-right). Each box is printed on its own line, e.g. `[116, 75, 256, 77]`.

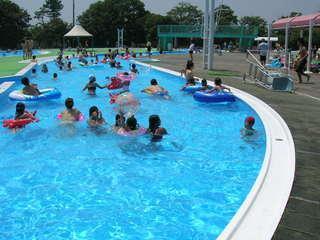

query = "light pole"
[203, 0, 216, 70]
[73, 0, 75, 26]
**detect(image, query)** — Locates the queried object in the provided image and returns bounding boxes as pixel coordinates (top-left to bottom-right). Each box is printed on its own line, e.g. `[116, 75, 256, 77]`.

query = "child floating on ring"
[198, 78, 213, 91]
[3, 102, 38, 131]
[21, 77, 40, 96]
[208, 78, 231, 92]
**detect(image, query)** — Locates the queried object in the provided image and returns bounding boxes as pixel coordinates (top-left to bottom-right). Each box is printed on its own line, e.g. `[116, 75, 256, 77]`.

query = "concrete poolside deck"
[148, 52, 320, 240]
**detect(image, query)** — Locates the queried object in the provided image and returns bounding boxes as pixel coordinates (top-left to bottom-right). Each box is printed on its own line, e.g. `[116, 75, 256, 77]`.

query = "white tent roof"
[255, 37, 278, 42]
[64, 25, 93, 37]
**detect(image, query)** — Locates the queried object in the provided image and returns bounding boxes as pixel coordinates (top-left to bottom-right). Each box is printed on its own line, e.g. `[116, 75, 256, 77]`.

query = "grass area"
[0, 56, 29, 77]
[208, 69, 241, 77]
[0, 48, 155, 77]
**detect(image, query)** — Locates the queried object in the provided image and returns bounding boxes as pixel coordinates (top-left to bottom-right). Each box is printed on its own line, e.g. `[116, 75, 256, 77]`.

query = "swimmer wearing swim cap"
[241, 116, 256, 136]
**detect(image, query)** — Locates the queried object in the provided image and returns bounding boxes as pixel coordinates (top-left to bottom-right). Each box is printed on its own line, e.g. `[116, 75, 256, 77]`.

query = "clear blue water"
[0, 58, 266, 240]
[0, 49, 43, 58]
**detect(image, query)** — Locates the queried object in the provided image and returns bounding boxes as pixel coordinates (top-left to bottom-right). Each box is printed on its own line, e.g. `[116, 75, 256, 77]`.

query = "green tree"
[145, 12, 175, 44]
[166, 2, 203, 25]
[35, 0, 63, 22]
[239, 16, 267, 36]
[30, 18, 70, 48]
[78, 0, 147, 46]
[0, 0, 30, 49]
[215, 4, 238, 25]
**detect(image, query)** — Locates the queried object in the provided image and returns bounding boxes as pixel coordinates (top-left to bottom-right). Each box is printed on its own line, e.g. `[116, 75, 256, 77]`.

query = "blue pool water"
[0, 58, 266, 240]
[0, 49, 44, 58]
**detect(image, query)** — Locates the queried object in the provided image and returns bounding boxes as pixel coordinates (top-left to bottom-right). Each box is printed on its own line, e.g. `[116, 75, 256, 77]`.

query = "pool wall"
[134, 60, 295, 240]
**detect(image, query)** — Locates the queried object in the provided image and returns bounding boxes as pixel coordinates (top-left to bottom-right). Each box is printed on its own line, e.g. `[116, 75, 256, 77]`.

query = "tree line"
[0, 0, 319, 49]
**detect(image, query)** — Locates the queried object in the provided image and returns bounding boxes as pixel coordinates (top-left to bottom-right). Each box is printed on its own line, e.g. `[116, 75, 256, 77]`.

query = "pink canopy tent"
[272, 13, 320, 29]
[272, 13, 320, 71]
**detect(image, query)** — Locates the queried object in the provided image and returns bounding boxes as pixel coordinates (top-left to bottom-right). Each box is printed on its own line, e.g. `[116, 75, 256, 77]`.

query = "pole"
[307, 19, 313, 73]
[266, 23, 271, 64]
[284, 23, 289, 68]
[73, 0, 75, 26]
[203, 0, 209, 69]
[208, 0, 216, 70]
[117, 29, 120, 50]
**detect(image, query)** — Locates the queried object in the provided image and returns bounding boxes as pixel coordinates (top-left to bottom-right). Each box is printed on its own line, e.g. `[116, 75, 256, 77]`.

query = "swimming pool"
[0, 58, 266, 239]
[0, 49, 45, 58]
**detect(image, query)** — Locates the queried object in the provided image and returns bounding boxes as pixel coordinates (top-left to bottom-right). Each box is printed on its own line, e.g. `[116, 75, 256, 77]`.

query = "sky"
[12, 0, 320, 23]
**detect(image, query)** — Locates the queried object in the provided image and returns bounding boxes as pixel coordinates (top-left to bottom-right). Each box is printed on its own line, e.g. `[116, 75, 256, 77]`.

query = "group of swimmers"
[13, 97, 167, 141]
[10, 52, 256, 138]
[180, 59, 256, 136]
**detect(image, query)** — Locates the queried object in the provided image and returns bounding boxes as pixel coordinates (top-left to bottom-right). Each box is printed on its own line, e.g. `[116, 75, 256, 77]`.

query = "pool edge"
[134, 60, 296, 240]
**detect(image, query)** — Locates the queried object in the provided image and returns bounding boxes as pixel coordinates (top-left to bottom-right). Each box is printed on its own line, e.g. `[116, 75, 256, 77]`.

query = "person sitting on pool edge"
[241, 116, 256, 136]
[21, 77, 40, 96]
[148, 115, 167, 141]
[60, 98, 82, 122]
[142, 79, 170, 99]
[82, 75, 106, 95]
[88, 106, 105, 127]
[130, 64, 138, 74]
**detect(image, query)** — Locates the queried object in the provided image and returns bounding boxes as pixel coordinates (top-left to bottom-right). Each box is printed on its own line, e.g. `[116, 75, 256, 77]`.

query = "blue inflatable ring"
[9, 88, 62, 101]
[193, 90, 236, 103]
[183, 83, 202, 93]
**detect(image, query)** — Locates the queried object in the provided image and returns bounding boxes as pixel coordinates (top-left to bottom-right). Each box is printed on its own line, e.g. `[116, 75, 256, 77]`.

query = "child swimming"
[241, 116, 256, 136]
[41, 64, 48, 73]
[31, 68, 37, 77]
[59, 98, 82, 122]
[113, 113, 126, 131]
[82, 75, 106, 95]
[53, 73, 58, 80]
[142, 79, 170, 99]
[123, 115, 138, 132]
[66, 61, 72, 71]
[130, 64, 138, 74]
[148, 115, 167, 141]
[87, 106, 105, 127]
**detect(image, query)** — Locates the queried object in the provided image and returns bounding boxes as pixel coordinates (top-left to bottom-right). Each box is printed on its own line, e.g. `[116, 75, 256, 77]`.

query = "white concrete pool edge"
[134, 61, 295, 240]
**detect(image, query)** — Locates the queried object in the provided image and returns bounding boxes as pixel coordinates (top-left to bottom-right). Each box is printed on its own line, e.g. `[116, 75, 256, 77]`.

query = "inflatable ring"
[3, 118, 36, 129]
[144, 89, 169, 97]
[117, 127, 147, 137]
[193, 90, 236, 103]
[183, 84, 202, 93]
[9, 88, 61, 101]
[57, 113, 84, 121]
[107, 77, 123, 90]
[117, 72, 136, 82]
